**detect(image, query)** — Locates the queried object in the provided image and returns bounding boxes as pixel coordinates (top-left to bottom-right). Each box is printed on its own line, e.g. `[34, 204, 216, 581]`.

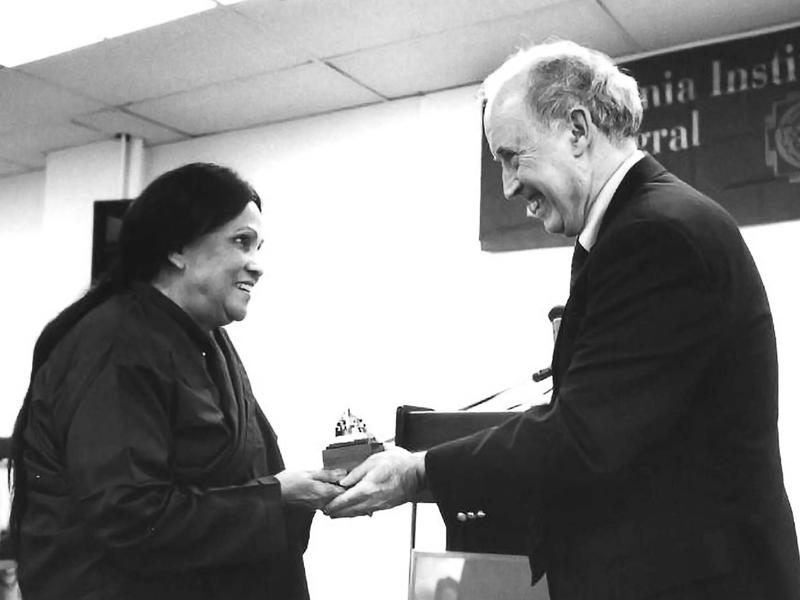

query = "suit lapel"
[570, 242, 589, 289]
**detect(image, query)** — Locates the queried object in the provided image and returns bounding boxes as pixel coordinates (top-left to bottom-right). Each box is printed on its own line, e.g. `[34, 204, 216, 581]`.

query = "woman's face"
[176, 201, 264, 330]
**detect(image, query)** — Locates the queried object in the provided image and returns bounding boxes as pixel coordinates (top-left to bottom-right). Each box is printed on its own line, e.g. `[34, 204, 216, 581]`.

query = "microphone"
[454, 304, 566, 410]
[531, 305, 565, 382]
[532, 367, 552, 382]
[548, 305, 564, 342]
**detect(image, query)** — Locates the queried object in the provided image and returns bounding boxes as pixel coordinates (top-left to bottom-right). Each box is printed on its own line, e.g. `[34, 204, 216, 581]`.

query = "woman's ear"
[166, 250, 186, 270]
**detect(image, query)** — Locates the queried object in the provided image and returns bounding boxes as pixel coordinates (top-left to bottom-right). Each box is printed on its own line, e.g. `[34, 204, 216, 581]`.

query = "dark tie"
[570, 241, 589, 287]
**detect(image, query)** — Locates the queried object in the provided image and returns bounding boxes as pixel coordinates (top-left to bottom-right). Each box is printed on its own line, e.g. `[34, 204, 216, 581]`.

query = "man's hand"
[323, 446, 426, 518]
[275, 468, 347, 511]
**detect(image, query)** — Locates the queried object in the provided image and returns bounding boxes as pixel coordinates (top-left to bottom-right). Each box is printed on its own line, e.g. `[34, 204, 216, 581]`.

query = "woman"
[9, 163, 344, 599]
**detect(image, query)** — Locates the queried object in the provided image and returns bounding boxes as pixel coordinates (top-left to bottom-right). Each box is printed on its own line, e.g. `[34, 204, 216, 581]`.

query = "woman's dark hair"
[8, 162, 261, 551]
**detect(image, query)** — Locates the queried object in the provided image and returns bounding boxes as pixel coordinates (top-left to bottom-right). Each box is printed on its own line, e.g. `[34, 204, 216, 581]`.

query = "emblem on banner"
[765, 93, 800, 183]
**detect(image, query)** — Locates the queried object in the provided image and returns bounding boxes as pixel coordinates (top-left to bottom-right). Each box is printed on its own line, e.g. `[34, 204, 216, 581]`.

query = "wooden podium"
[409, 550, 549, 600]
[394, 405, 518, 457]
[394, 406, 527, 553]
[395, 408, 550, 599]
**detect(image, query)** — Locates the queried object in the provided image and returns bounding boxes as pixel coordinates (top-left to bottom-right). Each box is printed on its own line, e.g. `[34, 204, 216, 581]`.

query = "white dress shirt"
[578, 149, 645, 251]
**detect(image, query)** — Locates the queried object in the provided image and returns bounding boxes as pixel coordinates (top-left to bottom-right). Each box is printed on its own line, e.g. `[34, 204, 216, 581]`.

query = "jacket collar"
[594, 153, 668, 244]
[578, 150, 644, 251]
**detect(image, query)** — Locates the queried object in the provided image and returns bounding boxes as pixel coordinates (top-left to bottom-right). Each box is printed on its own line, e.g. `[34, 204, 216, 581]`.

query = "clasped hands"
[276, 446, 426, 517]
[323, 445, 427, 518]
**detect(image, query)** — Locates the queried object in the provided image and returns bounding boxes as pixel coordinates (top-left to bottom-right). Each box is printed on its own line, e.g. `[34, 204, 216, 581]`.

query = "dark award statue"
[322, 409, 384, 472]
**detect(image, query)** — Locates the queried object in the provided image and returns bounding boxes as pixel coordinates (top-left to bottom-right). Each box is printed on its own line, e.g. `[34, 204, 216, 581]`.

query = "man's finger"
[324, 484, 371, 513]
[323, 488, 359, 513]
[314, 468, 347, 483]
[338, 457, 374, 488]
[326, 499, 374, 518]
[319, 482, 346, 497]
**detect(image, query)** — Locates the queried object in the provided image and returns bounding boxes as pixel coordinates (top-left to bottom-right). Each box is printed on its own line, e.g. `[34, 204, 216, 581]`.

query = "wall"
[0, 141, 130, 431]
[0, 83, 798, 599]
[0, 170, 46, 436]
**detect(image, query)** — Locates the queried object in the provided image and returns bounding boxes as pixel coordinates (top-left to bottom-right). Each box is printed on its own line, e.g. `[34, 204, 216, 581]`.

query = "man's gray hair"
[482, 39, 643, 140]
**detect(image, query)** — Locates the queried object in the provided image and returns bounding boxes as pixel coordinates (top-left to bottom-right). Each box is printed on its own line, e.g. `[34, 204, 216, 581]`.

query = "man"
[325, 40, 800, 599]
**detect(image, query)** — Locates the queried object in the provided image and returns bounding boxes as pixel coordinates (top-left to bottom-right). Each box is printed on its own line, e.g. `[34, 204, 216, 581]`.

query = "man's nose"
[502, 166, 521, 200]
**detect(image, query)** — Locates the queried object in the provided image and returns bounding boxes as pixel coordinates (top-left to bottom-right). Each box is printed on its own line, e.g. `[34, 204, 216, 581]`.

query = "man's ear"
[569, 107, 592, 155]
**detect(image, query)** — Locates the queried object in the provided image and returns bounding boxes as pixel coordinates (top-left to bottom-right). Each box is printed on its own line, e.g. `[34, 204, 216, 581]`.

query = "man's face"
[484, 86, 589, 237]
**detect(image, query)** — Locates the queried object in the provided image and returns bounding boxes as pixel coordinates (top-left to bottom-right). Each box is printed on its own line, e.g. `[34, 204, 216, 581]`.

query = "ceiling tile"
[348, 0, 571, 41]
[233, 0, 381, 58]
[0, 0, 797, 168]
[0, 158, 31, 178]
[129, 62, 384, 135]
[603, 0, 800, 50]
[237, 0, 572, 60]
[73, 109, 189, 146]
[329, 0, 636, 98]
[0, 68, 104, 133]
[0, 1, 218, 68]
[19, 7, 306, 105]
[0, 123, 108, 168]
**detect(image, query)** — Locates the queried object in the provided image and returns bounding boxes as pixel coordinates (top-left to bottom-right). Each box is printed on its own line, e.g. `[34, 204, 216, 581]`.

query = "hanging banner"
[480, 25, 800, 252]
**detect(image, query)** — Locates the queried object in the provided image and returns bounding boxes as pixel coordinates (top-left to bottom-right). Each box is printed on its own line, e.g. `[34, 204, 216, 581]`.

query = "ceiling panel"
[348, 0, 571, 41]
[330, 0, 637, 99]
[0, 122, 107, 168]
[233, 0, 383, 59]
[73, 109, 190, 145]
[235, 0, 571, 62]
[19, 6, 306, 105]
[0, 1, 218, 68]
[128, 62, 384, 135]
[0, 158, 30, 177]
[1, 0, 799, 182]
[0, 68, 104, 133]
[603, 0, 800, 51]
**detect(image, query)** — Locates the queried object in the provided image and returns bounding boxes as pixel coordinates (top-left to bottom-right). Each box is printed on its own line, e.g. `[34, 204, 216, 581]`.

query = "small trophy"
[322, 409, 384, 472]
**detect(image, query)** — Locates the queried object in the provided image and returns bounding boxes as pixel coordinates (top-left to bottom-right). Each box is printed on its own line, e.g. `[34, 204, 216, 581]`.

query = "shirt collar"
[578, 149, 644, 251]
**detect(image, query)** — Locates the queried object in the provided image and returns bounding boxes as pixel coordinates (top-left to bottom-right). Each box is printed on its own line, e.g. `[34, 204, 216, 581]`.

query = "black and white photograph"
[1, 1, 800, 599]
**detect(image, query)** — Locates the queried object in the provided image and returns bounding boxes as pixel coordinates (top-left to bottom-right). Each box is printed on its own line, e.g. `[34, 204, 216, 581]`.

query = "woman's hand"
[275, 469, 347, 510]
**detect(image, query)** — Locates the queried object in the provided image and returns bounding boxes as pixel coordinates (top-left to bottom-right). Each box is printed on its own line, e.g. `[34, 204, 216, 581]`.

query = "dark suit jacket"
[426, 155, 800, 599]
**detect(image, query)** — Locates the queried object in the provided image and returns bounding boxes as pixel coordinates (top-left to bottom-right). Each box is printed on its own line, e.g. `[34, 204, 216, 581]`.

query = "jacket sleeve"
[65, 355, 290, 575]
[426, 220, 730, 517]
